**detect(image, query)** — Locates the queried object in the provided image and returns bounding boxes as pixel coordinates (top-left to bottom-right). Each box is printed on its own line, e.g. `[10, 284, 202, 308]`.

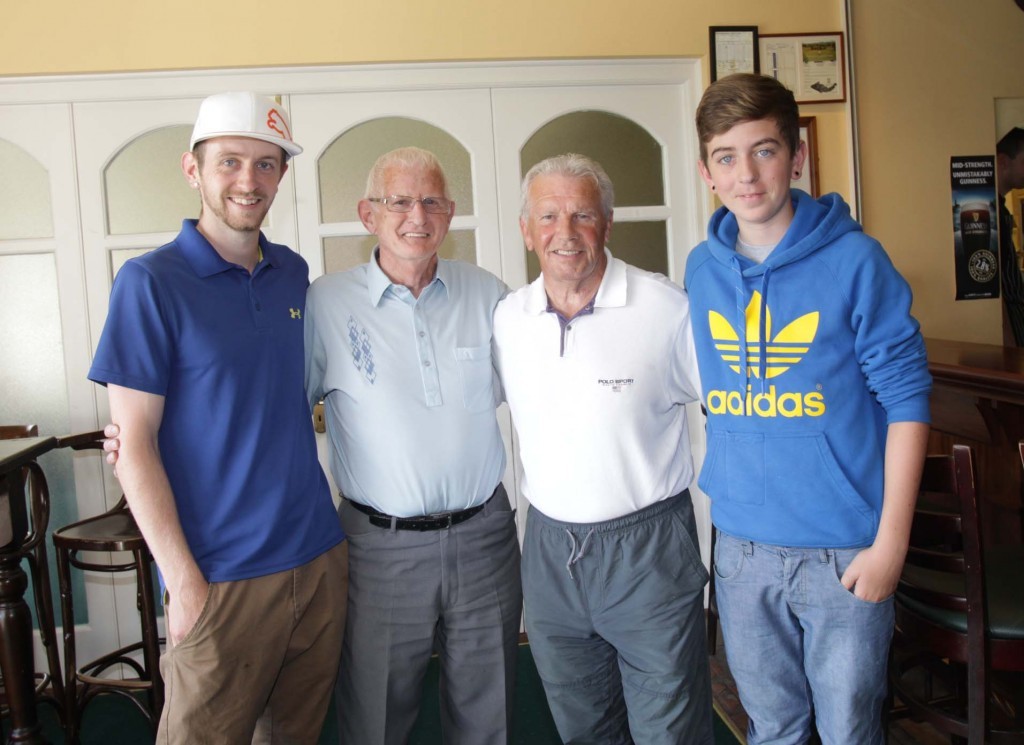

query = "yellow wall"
[13, 1, 1021, 343]
[852, 1, 1024, 344]
[2, 2, 838, 75]
[0, 0, 850, 207]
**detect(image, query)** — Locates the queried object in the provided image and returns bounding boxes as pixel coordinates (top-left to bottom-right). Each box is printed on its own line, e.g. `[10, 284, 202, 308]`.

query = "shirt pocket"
[454, 345, 495, 412]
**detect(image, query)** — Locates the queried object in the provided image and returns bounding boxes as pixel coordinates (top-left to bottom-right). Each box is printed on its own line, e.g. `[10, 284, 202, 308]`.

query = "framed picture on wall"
[709, 26, 760, 82]
[759, 33, 846, 104]
[795, 116, 820, 197]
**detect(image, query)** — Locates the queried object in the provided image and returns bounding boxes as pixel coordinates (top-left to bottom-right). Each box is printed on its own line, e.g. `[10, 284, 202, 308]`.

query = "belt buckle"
[428, 511, 453, 529]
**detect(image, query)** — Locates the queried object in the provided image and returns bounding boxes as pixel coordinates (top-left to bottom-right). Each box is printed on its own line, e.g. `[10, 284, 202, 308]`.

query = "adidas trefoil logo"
[710, 292, 819, 379]
[706, 292, 825, 418]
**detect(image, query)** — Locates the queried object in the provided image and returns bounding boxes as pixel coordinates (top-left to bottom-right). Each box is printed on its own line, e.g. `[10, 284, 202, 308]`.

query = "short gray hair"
[520, 153, 614, 219]
[364, 147, 450, 199]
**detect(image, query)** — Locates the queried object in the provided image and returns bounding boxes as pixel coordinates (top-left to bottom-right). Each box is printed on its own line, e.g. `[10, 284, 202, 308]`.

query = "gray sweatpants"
[522, 491, 713, 745]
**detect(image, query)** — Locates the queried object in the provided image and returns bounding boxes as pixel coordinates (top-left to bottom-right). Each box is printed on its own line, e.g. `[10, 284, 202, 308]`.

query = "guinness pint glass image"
[956, 199, 998, 294]
[960, 200, 991, 254]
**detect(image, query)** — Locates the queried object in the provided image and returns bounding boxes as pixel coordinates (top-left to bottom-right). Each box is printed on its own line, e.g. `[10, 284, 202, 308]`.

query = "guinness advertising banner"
[951, 155, 998, 300]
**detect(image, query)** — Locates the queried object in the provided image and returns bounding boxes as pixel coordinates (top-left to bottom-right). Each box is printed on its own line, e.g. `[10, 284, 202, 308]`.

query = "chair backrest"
[52, 430, 129, 514]
[0, 424, 39, 440]
[899, 444, 983, 618]
[897, 444, 988, 742]
[1, 424, 47, 547]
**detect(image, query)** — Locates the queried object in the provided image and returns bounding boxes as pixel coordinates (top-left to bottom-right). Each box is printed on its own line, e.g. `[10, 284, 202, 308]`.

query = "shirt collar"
[177, 219, 277, 278]
[366, 247, 450, 307]
[592, 248, 627, 308]
[523, 247, 624, 314]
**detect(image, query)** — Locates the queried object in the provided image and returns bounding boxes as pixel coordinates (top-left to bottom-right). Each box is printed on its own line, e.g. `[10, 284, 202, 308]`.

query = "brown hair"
[695, 73, 800, 163]
[998, 127, 1024, 158]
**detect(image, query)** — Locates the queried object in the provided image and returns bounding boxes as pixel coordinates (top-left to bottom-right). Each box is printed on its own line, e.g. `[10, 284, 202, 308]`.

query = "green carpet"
[10, 645, 740, 744]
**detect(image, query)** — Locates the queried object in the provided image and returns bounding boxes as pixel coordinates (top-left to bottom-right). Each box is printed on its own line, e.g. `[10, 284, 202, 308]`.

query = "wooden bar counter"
[926, 337, 1024, 544]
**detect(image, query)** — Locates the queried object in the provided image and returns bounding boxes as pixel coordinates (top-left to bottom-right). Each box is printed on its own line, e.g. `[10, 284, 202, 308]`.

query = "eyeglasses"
[368, 195, 452, 214]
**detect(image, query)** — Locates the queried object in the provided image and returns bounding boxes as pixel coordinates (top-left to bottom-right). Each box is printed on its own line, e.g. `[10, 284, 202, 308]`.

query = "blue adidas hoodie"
[684, 190, 931, 548]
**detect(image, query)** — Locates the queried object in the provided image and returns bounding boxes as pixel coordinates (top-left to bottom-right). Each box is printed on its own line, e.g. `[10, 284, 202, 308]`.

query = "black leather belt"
[347, 493, 491, 531]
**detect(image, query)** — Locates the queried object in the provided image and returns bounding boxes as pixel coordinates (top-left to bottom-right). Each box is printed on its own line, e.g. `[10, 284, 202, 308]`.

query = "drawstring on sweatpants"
[565, 528, 595, 580]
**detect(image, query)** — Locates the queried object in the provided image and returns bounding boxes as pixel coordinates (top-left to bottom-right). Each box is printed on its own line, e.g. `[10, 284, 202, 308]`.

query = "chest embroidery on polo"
[597, 378, 634, 393]
[347, 316, 377, 384]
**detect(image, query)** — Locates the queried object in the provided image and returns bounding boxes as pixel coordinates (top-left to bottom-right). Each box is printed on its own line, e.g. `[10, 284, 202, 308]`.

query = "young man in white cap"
[89, 92, 347, 744]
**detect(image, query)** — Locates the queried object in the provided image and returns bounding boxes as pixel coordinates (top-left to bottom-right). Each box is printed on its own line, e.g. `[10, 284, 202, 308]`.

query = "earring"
[793, 171, 800, 178]
[711, 185, 716, 192]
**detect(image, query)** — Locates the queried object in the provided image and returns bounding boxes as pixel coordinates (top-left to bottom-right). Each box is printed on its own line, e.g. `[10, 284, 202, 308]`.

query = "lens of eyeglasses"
[383, 196, 451, 214]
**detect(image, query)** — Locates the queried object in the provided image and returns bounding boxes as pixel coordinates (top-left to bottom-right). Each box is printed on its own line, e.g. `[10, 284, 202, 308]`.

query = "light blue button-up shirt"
[305, 250, 508, 517]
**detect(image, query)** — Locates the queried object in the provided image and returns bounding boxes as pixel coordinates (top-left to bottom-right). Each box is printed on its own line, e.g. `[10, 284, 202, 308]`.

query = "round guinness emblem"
[968, 249, 997, 283]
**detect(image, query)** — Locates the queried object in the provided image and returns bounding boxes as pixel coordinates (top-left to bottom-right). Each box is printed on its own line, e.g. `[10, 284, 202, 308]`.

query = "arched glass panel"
[319, 118, 473, 224]
[323, 230, 477, 275]
[0, 139, 53, 239]
[105, 125, 195, 235]
[520, 111, 664, 207]
[520, 111, 666, 281]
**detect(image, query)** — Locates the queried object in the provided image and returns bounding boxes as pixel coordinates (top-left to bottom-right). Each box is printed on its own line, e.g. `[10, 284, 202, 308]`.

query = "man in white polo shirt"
[492, 153, 712, 744]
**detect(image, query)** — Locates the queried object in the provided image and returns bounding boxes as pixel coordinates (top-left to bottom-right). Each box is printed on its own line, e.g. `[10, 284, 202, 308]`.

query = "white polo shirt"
[493, 250, 701, 523]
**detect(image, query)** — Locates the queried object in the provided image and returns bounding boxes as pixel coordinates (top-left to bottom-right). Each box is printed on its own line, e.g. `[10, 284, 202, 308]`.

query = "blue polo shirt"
[305, 251, 507, 517]
[89, 220, 343, 582]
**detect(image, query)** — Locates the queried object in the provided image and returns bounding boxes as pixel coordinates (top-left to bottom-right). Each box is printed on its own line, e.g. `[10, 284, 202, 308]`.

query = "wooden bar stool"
[51, 431, 163, 744]
[0, 424, 64, 743]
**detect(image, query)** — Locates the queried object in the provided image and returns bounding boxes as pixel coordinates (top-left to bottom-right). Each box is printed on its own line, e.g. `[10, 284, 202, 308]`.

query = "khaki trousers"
[157, 541, 348, 745]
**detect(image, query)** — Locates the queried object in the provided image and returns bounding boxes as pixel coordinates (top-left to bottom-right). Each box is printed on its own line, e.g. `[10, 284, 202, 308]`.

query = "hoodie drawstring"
[731, 255, 749, 401]
[733, 255, 774, 402]
[757, 265, 772, 394]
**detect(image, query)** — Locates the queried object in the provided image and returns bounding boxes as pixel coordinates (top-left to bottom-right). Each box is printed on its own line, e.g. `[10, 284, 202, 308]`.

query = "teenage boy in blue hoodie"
[685, 73, 932, 744]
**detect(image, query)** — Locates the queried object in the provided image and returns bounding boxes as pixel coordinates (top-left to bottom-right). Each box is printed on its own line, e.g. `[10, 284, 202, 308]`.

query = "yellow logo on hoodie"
[706, 292, 825, 417]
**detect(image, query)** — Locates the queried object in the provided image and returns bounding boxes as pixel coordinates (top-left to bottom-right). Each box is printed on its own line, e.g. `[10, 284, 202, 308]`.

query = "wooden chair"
[0, 424, 65, 724]
[889, 444, 1024, 743]
[51, 430, 163, 744]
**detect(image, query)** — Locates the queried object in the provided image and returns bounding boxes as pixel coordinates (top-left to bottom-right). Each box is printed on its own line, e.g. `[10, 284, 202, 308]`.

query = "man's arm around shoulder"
[108, 383, 208, 646]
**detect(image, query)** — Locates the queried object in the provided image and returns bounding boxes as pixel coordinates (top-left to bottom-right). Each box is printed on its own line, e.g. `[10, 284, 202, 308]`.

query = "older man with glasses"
[305, 147, 522, 745]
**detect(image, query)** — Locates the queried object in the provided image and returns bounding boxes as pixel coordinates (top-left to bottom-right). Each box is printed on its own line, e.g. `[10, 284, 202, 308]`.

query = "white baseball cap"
[190, 91, 303, 159]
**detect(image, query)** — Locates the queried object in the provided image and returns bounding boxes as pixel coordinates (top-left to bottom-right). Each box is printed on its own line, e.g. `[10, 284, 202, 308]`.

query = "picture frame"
[795, 116, 820, 198]
[709, 26, 760, 82]
[759, 32, 846, 104]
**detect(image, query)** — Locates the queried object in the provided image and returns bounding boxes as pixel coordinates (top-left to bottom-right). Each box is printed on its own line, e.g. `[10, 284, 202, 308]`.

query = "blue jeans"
[714, 530, 894, 745]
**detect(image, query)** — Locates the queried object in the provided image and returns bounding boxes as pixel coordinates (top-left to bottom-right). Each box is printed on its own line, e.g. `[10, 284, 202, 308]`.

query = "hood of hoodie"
[700, 190, 863, 388]
[705, 190, 862, 274]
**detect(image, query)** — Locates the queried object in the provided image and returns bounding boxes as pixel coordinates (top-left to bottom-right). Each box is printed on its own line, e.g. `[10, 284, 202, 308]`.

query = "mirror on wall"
[995, 98, 1024, 346]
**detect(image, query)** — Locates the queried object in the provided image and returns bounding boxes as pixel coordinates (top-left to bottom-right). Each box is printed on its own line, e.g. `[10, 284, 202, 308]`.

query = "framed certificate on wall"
[709, 26, 760, 82]
[759, 33, 846, 104]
